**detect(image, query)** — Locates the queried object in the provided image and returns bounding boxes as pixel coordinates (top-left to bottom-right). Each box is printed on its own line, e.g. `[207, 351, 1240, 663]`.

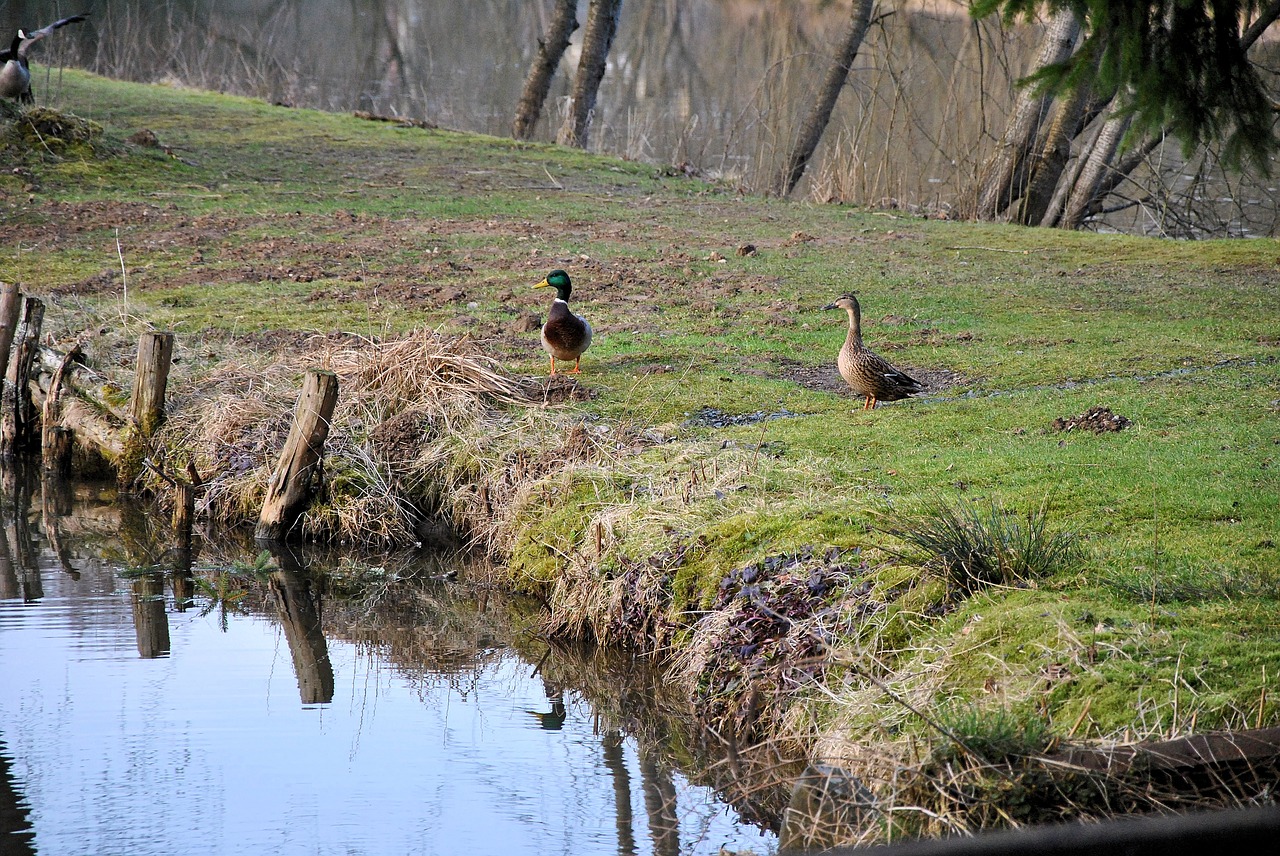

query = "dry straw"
[151, 329, 571, 548]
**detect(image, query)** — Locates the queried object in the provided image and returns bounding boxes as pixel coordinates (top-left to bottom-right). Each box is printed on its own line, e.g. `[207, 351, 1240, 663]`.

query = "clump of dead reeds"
[148, 329, 548, 547]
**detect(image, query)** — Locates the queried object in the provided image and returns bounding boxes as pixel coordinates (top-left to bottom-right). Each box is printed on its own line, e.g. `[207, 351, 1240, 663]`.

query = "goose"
[824, 294, 924, 410]
[532, 269, 592, 375]
[1, 14, 88, 103]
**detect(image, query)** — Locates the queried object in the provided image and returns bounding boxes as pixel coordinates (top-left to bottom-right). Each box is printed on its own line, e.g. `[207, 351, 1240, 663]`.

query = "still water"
[0, 481, 779, 856]
[9, 0, 1277, 234]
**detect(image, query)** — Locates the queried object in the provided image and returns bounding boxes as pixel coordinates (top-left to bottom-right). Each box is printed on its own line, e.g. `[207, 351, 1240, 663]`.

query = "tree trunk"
[973, 8, 1081, 220]
[1015, 77, 1091, 226]
[1036, 1, 1280, 230]
[512, 0, 579, 141]
[1058, 110, 1133, 230]
[772, 0, 875, 197]
[556, 0, 624, 149]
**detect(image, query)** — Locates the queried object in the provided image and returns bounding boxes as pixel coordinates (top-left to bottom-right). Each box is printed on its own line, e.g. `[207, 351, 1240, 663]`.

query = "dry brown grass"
[146, 329, 564, 548]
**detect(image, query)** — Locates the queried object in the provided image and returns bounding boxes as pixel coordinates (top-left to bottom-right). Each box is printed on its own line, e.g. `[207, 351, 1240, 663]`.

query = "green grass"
[4, 70, 1279, 749]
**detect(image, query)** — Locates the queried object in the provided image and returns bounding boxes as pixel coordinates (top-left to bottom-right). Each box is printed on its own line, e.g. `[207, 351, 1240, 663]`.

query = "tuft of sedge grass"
[874, 494, 1079, 597]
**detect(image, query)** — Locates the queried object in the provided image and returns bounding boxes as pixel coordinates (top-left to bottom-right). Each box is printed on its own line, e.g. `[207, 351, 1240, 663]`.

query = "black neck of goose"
[7, 33, 20, 58]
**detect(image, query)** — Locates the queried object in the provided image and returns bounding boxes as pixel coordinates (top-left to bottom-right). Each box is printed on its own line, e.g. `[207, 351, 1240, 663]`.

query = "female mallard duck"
[1, 14, 88, 102]
[533, 269, 592, 375]
[824, 294, 924, 410]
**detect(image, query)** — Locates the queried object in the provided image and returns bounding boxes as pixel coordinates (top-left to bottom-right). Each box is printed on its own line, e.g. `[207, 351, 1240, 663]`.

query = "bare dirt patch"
[774, 357, 968, 400]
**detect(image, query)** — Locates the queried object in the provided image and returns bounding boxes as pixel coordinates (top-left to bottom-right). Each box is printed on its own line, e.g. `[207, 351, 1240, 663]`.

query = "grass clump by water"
[875, 495, 1079, 597]
[931, 703, 1055, 765]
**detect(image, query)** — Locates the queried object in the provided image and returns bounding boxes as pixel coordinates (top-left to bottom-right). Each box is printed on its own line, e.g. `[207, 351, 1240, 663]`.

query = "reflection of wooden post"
[255, 369, 339, 541]
[171, 462, 200, 613]
[5, 467, 41, 602]
[640, 748, 681, 856]
[41, 477, 78, 580]
[0, 281, 21, 386]
[602, 731, 636, 855]
[0, 520, 16, 600]
[129, 332, 174, 436]
[130, 573, 170, 659]
[1, 297, 44, 460]
[266, 543, 334, 705]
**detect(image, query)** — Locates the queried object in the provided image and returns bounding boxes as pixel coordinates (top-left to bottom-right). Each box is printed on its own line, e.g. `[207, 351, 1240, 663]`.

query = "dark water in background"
[0, 476, 784, 856]
[8, 0, 1280, 234]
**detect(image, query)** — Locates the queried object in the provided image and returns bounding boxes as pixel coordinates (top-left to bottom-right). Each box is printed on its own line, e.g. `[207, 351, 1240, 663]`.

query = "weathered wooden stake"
[173, 460, 201, 551]
[42, 428, 74, 477]
[254, 368, 339, 541]
[118, 331, 174, 488]
[41, 344, 82, 475]
[129, 331, 175, 436]
[1, 297, 45, 460]
[0, 282, 21, 386]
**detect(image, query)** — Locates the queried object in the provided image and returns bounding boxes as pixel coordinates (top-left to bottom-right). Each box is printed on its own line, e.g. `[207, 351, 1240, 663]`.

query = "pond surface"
[8, 0, 1275, 234]
[0, 480, 781, 856]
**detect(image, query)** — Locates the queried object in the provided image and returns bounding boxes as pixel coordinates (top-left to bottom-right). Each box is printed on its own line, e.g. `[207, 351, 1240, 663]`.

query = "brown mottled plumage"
[824, 294, 924, 410]
[533, 269, 592, 375]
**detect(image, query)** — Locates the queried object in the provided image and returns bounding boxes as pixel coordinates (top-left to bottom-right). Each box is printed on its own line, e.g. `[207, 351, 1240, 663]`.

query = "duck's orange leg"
[548, 355, 558, 376]
[567, 357, 582, 374]
[863, 395, 877, 411]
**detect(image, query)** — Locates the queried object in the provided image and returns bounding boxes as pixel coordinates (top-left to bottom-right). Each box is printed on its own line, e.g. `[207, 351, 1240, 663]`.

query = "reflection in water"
[1, 469, 41, 603]
[0, 481, 784, 855]
[265, 544, 335, 705]
[602, 731, 637, 856]
[13, 0, 1275, 233]
[0, 737, 36, 856]
[640, 748, 680, 856]
[130, 572, 170, 658]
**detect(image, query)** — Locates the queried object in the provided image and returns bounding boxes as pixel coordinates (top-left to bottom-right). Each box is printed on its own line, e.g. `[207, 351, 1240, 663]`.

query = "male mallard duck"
[533, 269, 592, 375]
[824, 294, 924, 410]
[1, 14, 88, 102]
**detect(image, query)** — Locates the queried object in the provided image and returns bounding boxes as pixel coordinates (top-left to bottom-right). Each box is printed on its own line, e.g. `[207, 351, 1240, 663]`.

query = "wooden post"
[118, 332, 174, 489]
[0, 281, 21, 386]
[42, 344, 82, 475]
[254, 369, 339, 541]
[173, 460, 201, 551]
[129, 331, 174, 436]
[42, 428, 74, 477]
[1, 297, 44, 460]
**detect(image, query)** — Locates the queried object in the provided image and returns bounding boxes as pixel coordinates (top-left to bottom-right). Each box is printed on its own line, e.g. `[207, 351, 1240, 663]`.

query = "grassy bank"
[4, 70, 1279, 839]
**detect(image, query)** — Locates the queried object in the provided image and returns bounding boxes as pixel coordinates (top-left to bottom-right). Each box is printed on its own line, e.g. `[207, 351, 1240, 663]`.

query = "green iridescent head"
[533, 269, 572, 300]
